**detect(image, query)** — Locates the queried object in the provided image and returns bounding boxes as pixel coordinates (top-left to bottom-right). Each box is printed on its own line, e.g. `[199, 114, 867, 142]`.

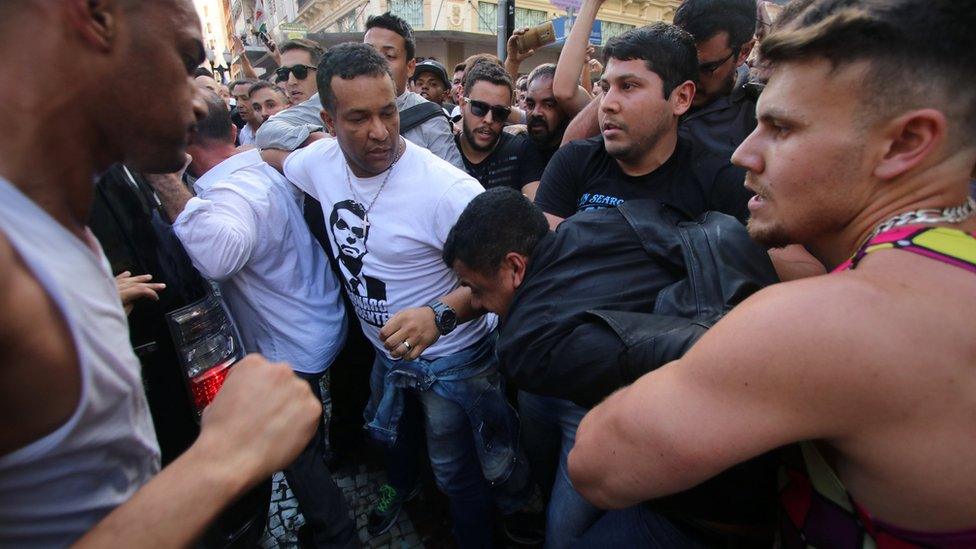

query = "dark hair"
[443, 187, 550, 274]
[316, 42, 394, 114]
[329, 199, 367, 226]
[762, 0, 976, 139]
[460, 53, 503, 87]
[194, 90, 234, 143]
[247, 80, 287, 100]
[193, 67, 214, 78]
[515, 75, 528, 92]
[279, 38, 326, 66]
[228, 78, 257, 94]
[673, 0, 757, 47]
[527, 63, 557, 87]
[453, 62, 466, 74]
[463, 62, 513, 96]
[365, 12, 416, 60]
[602, 22, 699, 98]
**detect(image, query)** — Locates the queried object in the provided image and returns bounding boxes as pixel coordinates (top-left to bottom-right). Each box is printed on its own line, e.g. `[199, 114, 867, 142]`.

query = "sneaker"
[366, 483, 421, 537]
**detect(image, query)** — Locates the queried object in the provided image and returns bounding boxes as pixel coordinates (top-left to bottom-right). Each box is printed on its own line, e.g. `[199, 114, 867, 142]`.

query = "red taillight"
[189, 358, 234, 410]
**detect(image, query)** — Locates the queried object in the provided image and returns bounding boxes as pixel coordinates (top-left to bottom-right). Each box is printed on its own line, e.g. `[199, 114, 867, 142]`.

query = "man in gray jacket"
[257, 14, 463, 170]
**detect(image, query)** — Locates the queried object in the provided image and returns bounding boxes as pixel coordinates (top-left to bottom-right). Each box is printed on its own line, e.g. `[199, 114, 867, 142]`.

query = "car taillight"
[166, 293, 245, 418]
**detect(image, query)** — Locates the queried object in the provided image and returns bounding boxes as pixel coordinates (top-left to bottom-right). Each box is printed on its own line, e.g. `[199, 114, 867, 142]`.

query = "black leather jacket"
[497, 199, 778, 409]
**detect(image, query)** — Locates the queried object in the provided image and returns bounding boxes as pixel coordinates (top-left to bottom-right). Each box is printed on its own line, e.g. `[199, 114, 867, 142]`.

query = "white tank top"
[0, 177, 160, 547]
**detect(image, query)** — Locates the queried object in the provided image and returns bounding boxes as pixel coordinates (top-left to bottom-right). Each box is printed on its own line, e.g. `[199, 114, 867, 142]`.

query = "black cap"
[412, 59, 450, 88]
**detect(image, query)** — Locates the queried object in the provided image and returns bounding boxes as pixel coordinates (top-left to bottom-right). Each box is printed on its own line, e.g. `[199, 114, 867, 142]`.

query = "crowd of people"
[1, 0, 975, 547]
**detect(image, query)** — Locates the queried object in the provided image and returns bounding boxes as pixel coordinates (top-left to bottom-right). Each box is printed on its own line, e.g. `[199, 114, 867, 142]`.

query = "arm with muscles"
[74, 356, 320, 548]
[146, 172, 259, 281]
[552, 0, 606, 117]
[561, 95, 602, 146]
[567, 280, 875, 509]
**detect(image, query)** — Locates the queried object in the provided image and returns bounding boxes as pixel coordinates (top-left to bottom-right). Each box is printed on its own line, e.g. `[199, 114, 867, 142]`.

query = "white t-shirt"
[283, 138, 494, 359]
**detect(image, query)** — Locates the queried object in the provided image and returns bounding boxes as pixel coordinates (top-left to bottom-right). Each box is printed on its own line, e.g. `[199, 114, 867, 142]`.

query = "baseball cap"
[412, 59, 450, 88]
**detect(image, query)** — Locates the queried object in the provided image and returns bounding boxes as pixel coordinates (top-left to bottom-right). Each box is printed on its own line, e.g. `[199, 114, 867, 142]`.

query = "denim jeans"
[365, 336, 530, 548]
[284, 370, 356, 548]
[518, 391, 602, 549]
[572, 505, 710, 548]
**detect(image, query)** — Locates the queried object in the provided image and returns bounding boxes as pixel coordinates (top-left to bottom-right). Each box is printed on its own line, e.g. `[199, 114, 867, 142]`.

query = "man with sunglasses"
[674, 0, 758, 161]
[456, 63, 545, 199]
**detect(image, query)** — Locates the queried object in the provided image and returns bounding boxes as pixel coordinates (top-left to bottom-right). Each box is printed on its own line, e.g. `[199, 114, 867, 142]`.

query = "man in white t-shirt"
[263, 42, 528, 545]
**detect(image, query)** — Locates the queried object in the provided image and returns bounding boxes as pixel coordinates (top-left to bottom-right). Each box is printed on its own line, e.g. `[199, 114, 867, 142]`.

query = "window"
[477, 1, 497, 33]
[337, 9, 360, 32]
[389, 0, 424, 29]
[515, 7, 547, 29]
[601, 20, 635, 45]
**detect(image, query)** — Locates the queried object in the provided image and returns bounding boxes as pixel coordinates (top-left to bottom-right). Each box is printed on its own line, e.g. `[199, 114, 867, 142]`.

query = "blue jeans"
[572, 505, 709, 548]
[518, 391, 602, 549]
[365, 337, 529, 548]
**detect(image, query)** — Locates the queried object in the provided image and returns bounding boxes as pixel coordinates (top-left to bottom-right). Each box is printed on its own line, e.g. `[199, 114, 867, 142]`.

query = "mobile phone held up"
[516, 21, 556, 54]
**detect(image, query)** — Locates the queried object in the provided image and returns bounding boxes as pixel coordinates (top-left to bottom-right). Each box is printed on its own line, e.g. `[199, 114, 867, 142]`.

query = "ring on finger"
[401, 340, 412, 351]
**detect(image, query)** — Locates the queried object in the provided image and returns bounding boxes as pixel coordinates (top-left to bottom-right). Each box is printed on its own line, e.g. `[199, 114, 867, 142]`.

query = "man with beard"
[569, 0, 976, 546]
[534, 24, 752, 230]
[674, 0, 759, 160]
[522, 64, 569, 165]
[0, 0, 320, 545]
[456, 63, 545, 199]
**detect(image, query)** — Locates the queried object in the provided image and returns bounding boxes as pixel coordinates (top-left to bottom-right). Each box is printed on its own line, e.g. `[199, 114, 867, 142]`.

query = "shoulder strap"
[399, 102, 450, 135]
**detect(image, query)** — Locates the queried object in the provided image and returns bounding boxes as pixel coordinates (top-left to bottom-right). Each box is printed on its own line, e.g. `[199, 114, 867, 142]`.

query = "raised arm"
[552, 0, 606, 117]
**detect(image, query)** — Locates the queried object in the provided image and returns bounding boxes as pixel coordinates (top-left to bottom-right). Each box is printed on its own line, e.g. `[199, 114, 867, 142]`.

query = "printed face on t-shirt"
[331, 207, 367, 260]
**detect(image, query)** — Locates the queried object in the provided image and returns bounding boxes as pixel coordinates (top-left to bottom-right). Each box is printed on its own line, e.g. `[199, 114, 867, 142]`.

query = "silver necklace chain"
[869, 196, 976, 240]
[344, 138, 403, 229]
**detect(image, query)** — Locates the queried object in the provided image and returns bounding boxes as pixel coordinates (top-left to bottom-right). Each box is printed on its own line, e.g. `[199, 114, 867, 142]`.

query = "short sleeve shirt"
[534, 136, 753, 224]
[456, 132, 545, 192]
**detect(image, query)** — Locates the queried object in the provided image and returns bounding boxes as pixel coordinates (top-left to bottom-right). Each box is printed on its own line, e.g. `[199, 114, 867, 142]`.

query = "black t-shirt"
[534, 136, 753, 224]
[456, 132, 546, 192]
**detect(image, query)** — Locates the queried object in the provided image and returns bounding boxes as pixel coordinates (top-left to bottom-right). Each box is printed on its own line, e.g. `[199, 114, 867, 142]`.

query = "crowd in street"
[1, 0, 975, 547]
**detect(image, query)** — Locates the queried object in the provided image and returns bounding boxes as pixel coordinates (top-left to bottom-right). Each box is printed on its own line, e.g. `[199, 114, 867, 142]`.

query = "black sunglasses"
[275, 64, 317, 82]
[699, 47, 741, 74]
[465, 98, 511, 121]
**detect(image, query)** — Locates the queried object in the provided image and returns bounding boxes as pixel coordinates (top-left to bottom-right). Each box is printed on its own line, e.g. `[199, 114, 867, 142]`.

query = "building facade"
[218, 0, 681, 79]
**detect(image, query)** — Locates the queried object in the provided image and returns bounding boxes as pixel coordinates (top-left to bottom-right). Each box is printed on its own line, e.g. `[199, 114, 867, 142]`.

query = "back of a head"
[193, 66, 214, 79]
[761, 0, 976, 141]
[365, 12, 416, 59]
[603, 23, 699, 97]
[674, 0, 758, 46]
[443, 187, 549, 274]
[193, 90, 235, 145]
[316, 42, 394, 114]
[464, 62, 513, 97]
[279, 38, 325, 65]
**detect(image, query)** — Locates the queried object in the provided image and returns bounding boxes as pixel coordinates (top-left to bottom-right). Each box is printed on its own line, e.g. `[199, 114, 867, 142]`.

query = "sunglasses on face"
[465, 98, 511, 121]
[275, 64, 317, 81]
[699, 47, 741, 74]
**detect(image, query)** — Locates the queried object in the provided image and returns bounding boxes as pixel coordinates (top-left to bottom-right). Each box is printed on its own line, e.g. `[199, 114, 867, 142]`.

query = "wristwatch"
[427, 300, 458, 336]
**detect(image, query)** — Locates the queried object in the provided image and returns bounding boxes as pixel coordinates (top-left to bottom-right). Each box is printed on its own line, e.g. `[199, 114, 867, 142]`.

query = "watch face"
[440, 309, 457, 328]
